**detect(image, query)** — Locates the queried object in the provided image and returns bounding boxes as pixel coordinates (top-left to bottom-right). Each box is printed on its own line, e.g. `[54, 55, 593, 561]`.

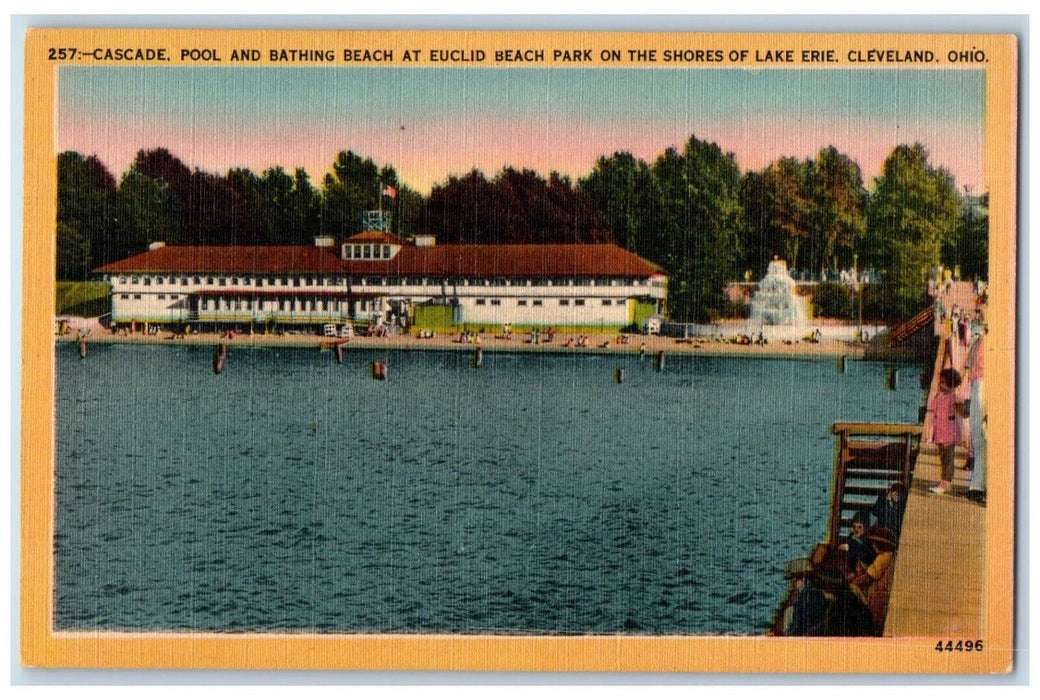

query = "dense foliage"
[56, 139, 988, 322]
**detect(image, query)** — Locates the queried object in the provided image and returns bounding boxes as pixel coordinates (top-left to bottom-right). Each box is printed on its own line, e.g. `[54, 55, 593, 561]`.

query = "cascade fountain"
[747, 258, 810, 340]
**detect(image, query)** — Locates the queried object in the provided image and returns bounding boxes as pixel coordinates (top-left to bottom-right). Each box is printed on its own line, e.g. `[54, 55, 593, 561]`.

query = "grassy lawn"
[56, 281, 110, 317]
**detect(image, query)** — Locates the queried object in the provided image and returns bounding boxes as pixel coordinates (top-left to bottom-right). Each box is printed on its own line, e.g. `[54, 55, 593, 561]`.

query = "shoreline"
[58, 328, 881, 361]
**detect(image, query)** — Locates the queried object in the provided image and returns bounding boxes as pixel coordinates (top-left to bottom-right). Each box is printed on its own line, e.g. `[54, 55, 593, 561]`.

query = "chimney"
[148, 241, 166, 251]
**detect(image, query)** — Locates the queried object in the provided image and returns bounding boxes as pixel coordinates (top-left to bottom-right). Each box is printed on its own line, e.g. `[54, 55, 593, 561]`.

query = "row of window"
[114, 275, 652, 288]
[473, 298, 626, 307]
[117, 295, 378, 313]
[343, 244, 396, 260]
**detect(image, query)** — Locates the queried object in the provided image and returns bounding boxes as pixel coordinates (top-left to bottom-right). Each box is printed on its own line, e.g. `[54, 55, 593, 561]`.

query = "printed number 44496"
[935, 640, 983, 652]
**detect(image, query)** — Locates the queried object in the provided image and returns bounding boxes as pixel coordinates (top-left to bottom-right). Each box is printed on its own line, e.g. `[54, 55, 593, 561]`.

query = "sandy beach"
[58, 325, 872, 360]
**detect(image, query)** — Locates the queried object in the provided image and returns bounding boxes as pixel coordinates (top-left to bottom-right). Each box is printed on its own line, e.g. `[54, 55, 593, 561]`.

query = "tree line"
[57, 138, 987, 321]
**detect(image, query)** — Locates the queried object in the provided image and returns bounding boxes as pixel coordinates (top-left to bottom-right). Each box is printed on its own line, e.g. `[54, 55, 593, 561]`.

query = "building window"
[518, 299, 528, 306]
[601, 299, 612, 305]
[559, 299, 570, 306]
[574, 299, 586, 306]
[180, 278, 188, 286]
[617, 299, 627, 305]
[133, 294, 141, 300]
[143, 278, 152, 286]
[383, 245, 391, 258]
[219, 278, 227, 286]
[193, 277, 202, 285]
[156, 277, 164, 285]
[293, 278, 301, 287]
[363, 245, 372, 258]
[490, 299, 501, 306]
[533, 300, 543, 307]
[132, 277, 139, 284]
[120, 294, 129, 299]
[157, 294, 166, 300]
[119, 276, 127, 284]
[344, 246, 353, 259]
[171, 295, 180, 300]
[475, 299, 486, 306]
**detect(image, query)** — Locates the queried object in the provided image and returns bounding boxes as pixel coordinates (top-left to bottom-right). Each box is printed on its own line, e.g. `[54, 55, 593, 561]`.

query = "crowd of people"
[782, 482, 908, 637]
[927, 267, 987, 504]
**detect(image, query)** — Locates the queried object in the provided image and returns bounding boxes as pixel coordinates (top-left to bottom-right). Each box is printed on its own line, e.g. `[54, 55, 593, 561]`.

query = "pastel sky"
[57, 66, 985, 194]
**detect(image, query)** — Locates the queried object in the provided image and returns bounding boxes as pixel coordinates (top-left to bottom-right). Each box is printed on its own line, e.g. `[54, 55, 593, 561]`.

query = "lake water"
[54, 343, 921, 634]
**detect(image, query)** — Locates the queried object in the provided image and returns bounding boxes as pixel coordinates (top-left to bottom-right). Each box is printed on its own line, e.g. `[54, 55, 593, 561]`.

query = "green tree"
[424, 167, 608, 244]
[56, 222, 91, 281]
[579, 151, 660, 255]
[945, 191, 989, 282]
[56, 151, 116, 279]
[738, 169, 772, 277]
[806, 146, 867, 274]
[321, 150, 382, 236]
[652, 136, 743, 322]
[112, 167, 182, 257]
[762, 157, 812, 273]
[287, 168, 322, 243]
[865, 143, 962, 318]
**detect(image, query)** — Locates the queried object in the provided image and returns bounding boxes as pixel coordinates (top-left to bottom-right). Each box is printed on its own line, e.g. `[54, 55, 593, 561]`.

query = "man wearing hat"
[849, 526, 898, 632]
[783, 557, 828, 636]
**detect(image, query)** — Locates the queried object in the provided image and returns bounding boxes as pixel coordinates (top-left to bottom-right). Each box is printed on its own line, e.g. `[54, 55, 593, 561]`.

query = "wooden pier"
[883, 443, 985, 636]
[773, 280, 988, 637]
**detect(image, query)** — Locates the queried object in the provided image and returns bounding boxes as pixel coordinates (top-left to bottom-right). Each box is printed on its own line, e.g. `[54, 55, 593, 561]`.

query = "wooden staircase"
[769, 421, 922, 635]
[886, 307, 933, 346]
[826, 422, 922, 548]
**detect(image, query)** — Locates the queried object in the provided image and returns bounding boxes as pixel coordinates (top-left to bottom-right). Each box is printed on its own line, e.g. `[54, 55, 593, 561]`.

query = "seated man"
[783, 558, 828, 636]
[870, 482, 908, 541]
[849, 526, 898, 633]
[842, 511, 876, 574]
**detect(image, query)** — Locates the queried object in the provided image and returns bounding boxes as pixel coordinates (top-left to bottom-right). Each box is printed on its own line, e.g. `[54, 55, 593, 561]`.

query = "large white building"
[94, 232, 667, 331]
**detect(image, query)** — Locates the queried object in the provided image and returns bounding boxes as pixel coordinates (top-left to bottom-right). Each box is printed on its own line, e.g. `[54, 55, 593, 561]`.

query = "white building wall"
[105, 272, 665, 327]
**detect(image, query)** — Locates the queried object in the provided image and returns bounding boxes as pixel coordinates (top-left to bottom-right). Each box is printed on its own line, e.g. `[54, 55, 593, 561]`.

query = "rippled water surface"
[55, 344, 920, 633]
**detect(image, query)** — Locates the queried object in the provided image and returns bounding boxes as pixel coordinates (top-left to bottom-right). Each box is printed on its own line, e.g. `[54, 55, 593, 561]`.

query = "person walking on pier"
[965, 320, 987, 505]
[928, 368, 965, 495]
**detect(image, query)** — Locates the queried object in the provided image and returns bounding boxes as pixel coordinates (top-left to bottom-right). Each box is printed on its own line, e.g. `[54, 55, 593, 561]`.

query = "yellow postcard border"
[21, 28, 1019, 673]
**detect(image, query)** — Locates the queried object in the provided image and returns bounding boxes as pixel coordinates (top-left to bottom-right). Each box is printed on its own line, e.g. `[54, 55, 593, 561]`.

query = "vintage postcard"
[20, 26, 1018, 673]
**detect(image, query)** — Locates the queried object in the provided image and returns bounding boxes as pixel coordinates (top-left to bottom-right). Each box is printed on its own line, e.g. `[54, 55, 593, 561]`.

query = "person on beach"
[928, 368, 965, 495]
[870, 482, 908, 540]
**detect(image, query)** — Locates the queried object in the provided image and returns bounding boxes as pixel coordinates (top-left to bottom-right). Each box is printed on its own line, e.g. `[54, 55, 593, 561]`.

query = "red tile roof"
[94, 246, 348, 275]
[94, 243, 663, 278]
